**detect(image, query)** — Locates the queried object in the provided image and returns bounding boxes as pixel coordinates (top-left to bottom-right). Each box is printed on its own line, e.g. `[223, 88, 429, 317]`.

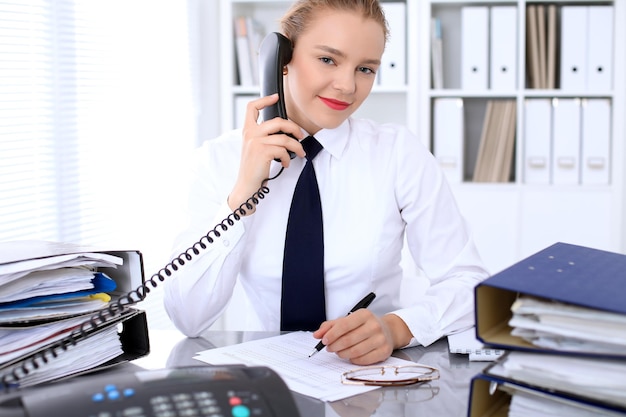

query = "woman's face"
[284, 9, 385, 135]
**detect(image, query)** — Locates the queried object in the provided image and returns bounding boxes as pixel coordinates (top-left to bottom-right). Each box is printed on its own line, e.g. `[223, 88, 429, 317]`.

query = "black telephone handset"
[258, 32, 297, 159]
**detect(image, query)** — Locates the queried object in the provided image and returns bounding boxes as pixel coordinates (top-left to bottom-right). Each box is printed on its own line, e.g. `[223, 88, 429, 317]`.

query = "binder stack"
[468, 242, 626, 416]
[0, 241, 149, 390]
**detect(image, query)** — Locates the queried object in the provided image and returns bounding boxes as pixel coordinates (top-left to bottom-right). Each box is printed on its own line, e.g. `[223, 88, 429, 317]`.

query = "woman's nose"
[332, 69, 356, 94]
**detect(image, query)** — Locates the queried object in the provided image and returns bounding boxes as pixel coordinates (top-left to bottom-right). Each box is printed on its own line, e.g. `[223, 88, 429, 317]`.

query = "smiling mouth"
[319, 96, 350, 111]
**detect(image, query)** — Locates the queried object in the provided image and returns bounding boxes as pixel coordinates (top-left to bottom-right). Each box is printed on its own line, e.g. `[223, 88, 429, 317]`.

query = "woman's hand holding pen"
[313, 310, 412, 366]
[228, 94, 305, 212]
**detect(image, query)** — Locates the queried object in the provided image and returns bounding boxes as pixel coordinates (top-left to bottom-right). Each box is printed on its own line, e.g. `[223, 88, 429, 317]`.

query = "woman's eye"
[359, 66, 375, 75]
[320, 57, 335, 65]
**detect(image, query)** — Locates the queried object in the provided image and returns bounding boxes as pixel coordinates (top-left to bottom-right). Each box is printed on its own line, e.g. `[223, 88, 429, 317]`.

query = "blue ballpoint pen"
[308, 292, 376, 358]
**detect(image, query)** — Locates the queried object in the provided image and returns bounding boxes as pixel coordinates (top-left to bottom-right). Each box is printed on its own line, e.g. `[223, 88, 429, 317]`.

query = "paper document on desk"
[194, 331, 422, 402]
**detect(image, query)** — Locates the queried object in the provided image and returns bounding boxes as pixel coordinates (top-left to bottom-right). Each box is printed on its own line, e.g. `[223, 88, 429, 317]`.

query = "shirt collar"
[301, 119, 350, 160]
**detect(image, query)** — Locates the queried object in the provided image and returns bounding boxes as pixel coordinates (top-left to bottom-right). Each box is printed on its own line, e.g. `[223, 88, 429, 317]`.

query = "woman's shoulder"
[199, 128, 243, 152]
[189, 129, 243, 172]
[348, 117, 429, 154]
[193, 128, 241, 158]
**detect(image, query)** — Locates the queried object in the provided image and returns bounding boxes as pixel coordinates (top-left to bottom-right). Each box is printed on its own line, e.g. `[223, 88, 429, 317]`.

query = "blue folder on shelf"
[474, 242, 626, 358]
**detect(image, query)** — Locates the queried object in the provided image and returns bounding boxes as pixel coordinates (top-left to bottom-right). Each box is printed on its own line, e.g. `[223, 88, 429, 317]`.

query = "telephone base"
[0, 365, 301, 417]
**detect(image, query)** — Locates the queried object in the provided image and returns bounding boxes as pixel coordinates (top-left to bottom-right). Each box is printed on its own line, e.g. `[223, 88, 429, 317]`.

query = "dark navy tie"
[281, 136, 326, 331]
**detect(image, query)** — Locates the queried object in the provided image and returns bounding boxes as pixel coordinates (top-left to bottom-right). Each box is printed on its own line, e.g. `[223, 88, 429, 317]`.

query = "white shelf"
[422, 0, 625, 269]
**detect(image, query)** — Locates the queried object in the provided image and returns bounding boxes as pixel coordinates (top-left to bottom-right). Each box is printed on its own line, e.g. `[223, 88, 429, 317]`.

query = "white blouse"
[164, 117, 490, 346]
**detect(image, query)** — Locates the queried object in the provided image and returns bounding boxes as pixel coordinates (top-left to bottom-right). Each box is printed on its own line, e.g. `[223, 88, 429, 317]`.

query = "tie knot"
[302, 136, 323, 161]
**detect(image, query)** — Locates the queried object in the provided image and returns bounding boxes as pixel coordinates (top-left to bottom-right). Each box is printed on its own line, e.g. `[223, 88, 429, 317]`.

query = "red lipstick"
[319, 96, 350, 111]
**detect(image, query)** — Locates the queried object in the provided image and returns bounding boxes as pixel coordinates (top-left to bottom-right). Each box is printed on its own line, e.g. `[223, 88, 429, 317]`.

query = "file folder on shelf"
[523, 99, 551, 184]
[431, 17, 444, 89]
[378, 2, 406, 87]
[587, 6, 614, 92]
[233, 16, 254, 87]
[433, 98, 464, 183]
[468, 372, 626, 417]
[475, 242, 626, 359]
[535, 5, 547, 89]
[525, 4, 541, 89]
[551, 98, 581, 185]
[472, 100, 516, 183]
[461, 6, 489, 90]
[581, 99, 611, 185]
[546, 5, 557, 89]
[560, 6, 588, 91]
[489, 6, 517, 91]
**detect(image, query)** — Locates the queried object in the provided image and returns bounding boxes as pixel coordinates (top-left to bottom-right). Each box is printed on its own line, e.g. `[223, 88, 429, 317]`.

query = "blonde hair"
[280, 0, 389, 46]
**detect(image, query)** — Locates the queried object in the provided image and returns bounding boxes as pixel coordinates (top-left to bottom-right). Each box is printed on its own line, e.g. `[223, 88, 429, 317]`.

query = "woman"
[164, 0, 489, 366]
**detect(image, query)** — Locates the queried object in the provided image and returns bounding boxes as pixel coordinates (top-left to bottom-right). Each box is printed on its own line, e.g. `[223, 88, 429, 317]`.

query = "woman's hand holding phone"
[227, 94, 305, 213]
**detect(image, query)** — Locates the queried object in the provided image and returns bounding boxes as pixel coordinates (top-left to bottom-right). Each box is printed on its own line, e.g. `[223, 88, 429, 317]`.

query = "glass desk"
[133, 329, 488, 417]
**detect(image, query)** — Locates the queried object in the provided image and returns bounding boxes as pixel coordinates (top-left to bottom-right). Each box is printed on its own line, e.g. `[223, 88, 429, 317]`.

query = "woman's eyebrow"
[314, 44, 381, 66]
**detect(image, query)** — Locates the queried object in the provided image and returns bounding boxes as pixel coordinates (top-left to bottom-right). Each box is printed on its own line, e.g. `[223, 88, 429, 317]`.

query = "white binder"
[587, 6, 614, 92]
[461, 6, 489, 90]
[523, 99, 551, 185]
[560, 6, 588, 91]
[490, 6, 517, 91]
[581, 99, 611, 185]
[551, 99, 581, 185]
[433, 98, 464, 183]
[378, 2, 406, 87]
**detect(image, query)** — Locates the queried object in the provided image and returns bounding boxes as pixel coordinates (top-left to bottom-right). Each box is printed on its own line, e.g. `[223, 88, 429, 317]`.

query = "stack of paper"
[1, 250, 122, 319]
[0, 241, 148, 389]
[509, 296, 626, 355]
[489, 351, 626, 409]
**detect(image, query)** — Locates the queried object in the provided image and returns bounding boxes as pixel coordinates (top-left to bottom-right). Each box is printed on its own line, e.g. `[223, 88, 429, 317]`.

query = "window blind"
[0, 0, 197, 251]
[1, 1, 67, 241]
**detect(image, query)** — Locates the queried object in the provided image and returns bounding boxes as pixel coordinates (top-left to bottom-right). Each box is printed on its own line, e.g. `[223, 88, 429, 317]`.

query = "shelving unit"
[216, 0, 625, 275]
[417, 0, 625, 272]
